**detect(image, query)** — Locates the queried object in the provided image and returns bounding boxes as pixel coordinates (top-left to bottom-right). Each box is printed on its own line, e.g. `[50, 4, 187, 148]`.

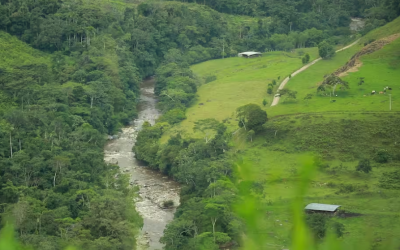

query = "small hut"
[238, 51, 262, 58]
[305, 203, 340, 215]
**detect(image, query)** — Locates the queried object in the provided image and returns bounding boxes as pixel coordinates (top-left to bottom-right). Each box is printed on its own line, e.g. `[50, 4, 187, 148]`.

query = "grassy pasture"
[236, 113, 400, 249]
[269, 37, 400, 116]
[160, 48, 318, 142]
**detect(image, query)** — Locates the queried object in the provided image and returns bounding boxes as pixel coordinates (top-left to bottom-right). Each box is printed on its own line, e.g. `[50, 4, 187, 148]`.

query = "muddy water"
[104, 78, 180, 250]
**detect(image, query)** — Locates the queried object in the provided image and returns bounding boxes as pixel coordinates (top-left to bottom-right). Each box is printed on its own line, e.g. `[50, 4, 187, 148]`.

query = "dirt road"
[271, 40, 360, 107]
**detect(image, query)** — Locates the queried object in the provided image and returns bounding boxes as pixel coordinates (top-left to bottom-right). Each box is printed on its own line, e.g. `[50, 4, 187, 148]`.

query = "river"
[104, 78, 180, 250]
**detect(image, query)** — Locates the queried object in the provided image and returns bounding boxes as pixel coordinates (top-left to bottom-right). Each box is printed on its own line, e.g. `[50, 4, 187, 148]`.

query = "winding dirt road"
[271, 40, 360, 106]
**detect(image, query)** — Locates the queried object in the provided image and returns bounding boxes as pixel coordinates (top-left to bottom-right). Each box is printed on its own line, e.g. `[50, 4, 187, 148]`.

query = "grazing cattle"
[331, 100, 336, 103]
[371, 90, 376, 95]
[363, 95, 366, 97]
[379, 91, 384, 94]
[389, 88, 392, 90]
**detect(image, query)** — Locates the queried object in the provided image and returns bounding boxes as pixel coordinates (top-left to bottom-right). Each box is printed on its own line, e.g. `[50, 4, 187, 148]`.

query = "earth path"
[271, 39, 360, 106]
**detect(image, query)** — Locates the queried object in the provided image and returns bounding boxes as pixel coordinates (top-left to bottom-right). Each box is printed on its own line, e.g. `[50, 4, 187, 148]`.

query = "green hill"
[162, 16, 400, 249]
[0, 31, 50, 69]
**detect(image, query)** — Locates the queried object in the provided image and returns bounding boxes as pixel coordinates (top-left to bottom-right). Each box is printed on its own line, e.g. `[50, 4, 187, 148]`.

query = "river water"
[104, 78, 180, 250]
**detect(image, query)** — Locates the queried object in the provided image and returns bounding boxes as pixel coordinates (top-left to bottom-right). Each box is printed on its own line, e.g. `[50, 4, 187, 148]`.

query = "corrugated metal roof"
[238, 51, 262, 56]
[305, 203, 340, 212]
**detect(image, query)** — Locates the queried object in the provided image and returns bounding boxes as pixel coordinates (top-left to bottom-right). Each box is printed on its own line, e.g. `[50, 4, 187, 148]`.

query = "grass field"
[160, 48, 319, 142]
[236, 113, 400, 249]
[161, 16, 400, 249]
[269, 36, 400, 116]
[0, 31, 50, 69]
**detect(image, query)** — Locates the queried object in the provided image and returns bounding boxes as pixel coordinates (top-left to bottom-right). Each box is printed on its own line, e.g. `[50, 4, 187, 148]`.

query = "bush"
[356, 159, 372, 173]
[375, 149, 391, 163]
[267, 87, 273, 95]
[262, 99, 268, 106]
[204, 75, 217, 83]
[163, 200, 174, 208]
[364, 38, 376, 46]
[306, 213, 328, 239]
[379, 170, 400, 189]
[318, 41, 335, 59]
[331, 221, 345, 237]
[336, 183, 369, 194]
[158, 108, 186, 125]
[302, 53, 310, 64]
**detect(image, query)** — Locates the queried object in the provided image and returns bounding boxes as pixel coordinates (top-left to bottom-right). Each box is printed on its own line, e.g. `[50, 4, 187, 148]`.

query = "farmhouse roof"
[238, 51, 262, 56]
[305, 203, 341, 212]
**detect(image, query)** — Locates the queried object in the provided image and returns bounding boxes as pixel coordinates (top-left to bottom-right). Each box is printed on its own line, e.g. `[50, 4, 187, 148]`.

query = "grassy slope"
[239, 18, 400, 248]
[161, 48, 319, 142]
[0, 31, 50, 69]
[164, 16, 400, 249]
[0, 31, 51, 111]
[269, 18, 400, 116]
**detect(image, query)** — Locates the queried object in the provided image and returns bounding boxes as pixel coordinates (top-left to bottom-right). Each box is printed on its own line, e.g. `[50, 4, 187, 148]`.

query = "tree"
[262, 99, 268, 107]
[375, 149, 391, 163]
[279, 88, 297, 99]
[247, 130, 255, 142]
[204, 202, 227, 243]
[332, 221, 345, 237]
[318, 41, 335, 59]
[304, 93, 313, 104]
[193, 119, 223, 143]
[236, 104, 268, 132]
[302, 53, 310, 64]
[0, 120, 14, 158]
[267, 87, 273, 95]
[320, 74, 349, 96]
[306, 213, 328, 239]
[358, 77, 365, 86]
[356, 159, 372, 173]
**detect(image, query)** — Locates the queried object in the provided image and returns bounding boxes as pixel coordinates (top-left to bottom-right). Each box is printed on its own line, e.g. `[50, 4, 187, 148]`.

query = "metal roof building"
[238, 51, 262, 58]
[305, 203, 341, 212]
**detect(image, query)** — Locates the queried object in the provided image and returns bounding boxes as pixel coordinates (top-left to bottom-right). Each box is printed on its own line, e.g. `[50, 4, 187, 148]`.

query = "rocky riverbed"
[104, 78, 180, 250]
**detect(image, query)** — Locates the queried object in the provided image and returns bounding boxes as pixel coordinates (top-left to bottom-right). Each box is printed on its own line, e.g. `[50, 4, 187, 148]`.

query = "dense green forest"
[174, 0, 400, 32]
[0, 0, 399, 249]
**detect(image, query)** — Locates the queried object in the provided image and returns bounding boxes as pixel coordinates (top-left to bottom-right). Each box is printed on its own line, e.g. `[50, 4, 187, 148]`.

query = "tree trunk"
[53, 171, 57, 187]
[211, 218, 217, 243]
[240, 119, 247, 131]
[10, 132, 13, 158]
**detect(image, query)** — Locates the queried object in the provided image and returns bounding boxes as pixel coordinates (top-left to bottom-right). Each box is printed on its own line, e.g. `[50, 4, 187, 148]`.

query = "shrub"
[375, 149, 391, 163]
[262, 99, 268, 106]
[267, 87, 273, 95]
[302, 53, 310, 64]
[163, 200, 174, 208]
[331, 222, 345, 237]
[158, 108, 186, 125]
[204, 75, 217, 83]
[379, 170, 400, 189]
[336, 183, 369, 194]
[306, 213, 328, 239]
[356, 159, 372, 173]
[318, 41, 335, 59]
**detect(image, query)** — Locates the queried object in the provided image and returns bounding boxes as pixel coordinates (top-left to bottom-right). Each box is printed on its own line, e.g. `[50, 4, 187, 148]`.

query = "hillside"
[160, 48, 319, 142]
[0, 31, 50, 69]
[160, 16, 400, 249]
